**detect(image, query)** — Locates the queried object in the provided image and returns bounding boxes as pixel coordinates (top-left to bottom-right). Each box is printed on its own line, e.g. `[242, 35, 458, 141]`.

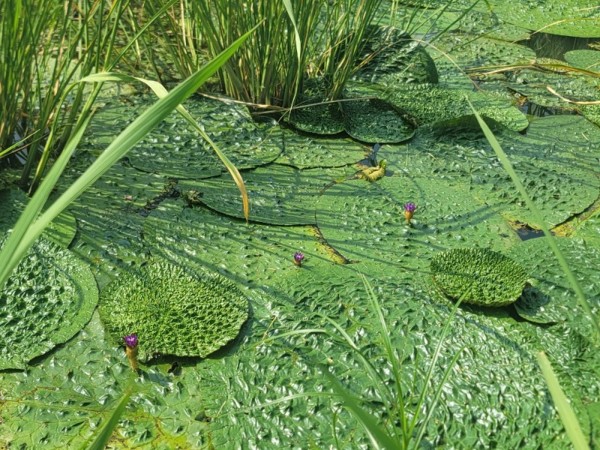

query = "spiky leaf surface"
[430, 248, 528, 306]
[99, 261, 249, 361]
[84, 94, 283, 179]
[0, 236, 98, 369]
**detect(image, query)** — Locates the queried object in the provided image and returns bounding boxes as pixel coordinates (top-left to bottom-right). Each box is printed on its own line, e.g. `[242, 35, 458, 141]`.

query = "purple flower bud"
[404, 202, 416, 213]
[293, 252, 305, 266]
[123, 333, 138, 348]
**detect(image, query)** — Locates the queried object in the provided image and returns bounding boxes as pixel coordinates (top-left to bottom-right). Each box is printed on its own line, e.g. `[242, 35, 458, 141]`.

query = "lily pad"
[0, 188, 77, 247]
[315, 175, 518, 273]
[341, 98, 415, 143]
[383, 83, 529, 131]
[383, 118, 600, 230]
[564, 49, 600, 70]
[435, 34, 536, 68]
[287, 100, 346, 135]
[507, 237, 600, 338]
[99, 261, 249, 361]
[488, 0, 600, 38]
[181, 163, 355, 225]
[0, 236, 98, 369]
[84, 94, 283, 179]
[275, 128, 368, 169]
[354, 25, 439, 85]
[430, 248, 529, 307]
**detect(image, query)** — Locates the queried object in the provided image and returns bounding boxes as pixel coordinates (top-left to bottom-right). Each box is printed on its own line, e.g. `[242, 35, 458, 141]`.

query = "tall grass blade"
[467, 99, 600, 342]
[0, 26, 257, 291]
[323, 369, 402, 450]
[536, 351, 591, 450]
[83, 387, 134, 450]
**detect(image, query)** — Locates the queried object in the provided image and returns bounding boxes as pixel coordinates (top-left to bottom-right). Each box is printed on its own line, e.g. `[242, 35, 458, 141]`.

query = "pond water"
[1, 2, 600, 448]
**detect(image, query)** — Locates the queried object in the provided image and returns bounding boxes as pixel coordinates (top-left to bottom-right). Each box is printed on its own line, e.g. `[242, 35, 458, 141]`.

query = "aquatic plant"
[430, 248, 529, 307]
[0, 236, 97, 370]
[185, 0, 382, 108]
[0, 28, 256, 293]
[123, 334, 139, 371]
[294, 251, 305, 267]
[403, 202, 416, 224]
[99, 261, 249, 361]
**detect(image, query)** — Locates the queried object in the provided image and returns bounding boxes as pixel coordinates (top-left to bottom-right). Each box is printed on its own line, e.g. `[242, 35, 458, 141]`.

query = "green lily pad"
[383, 83, 529, 131]
[99, 261, 249, 361]
[288, 100, 346, 135]
[505, 64, 599, 114]
[315, 175, 518, 273]
[513, 285, 561, 324]
[0, 188, 77, 247]
[85, 94, 283, 179]
[430, 248, 529, 307]
[275, 128, 368, 169]
[0, 236, 98, 369]
[507, 237, 600, 338]
[341, 98, 416, 143]
[488, 0, 600, 38]
[435, 34, 536, 68]
[564, 49, 600, 70]
[181, 163, 355, 225]
[382, 117, 600, 230]
[61, 161, 162, 289]
[354, 26, 439, 85]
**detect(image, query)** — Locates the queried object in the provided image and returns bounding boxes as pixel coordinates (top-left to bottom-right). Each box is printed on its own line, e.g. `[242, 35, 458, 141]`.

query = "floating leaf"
[354, 26, 438, 85]
[275, 128, 368, 169]
[488, 0, 600, 38]
[182, 163, 355, 225]
[99, 261, 249, 361]
[383, 83, 529, 131]
[430, 247, 529, 307]
[84, 94, 283, 179]
[341, 98, 415, 143]
[0, 236, 98, 369]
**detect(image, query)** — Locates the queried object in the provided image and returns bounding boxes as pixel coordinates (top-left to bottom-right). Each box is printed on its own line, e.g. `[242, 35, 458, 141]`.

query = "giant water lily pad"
[341, 98, 415, 143]
[181, 163, 355, 225]
[488, 0, 600, 37]
[430, 247, 529, 307]
[354, 25, 439, 85]
[0, 188, 77, 247]
[61, 162, 162, 289]
[275, 128, 368, 168]
[0, 236, 98, 370]
[435, 34, 536, 68]
[99, 261, 249, 361]
[564, 49, 600, 70]
[507, 237, 600, 337]
[315, 175, 518, 273]
[84, 94, 283, 179]
[383, 83, 529, 131]
[379, 118, 600, 230]
[505, 63, 599, 114]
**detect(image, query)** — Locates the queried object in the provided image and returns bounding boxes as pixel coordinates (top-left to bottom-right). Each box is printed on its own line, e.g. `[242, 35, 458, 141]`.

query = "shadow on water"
[518, 32, 595, 60]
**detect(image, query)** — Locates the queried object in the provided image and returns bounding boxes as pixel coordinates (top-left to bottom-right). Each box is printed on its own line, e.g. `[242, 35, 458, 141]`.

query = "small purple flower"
[404, 202, 416, 224]
[123, 333, 138, 348]
[293, 252, 305, 267]
[404, 202, 417, 213]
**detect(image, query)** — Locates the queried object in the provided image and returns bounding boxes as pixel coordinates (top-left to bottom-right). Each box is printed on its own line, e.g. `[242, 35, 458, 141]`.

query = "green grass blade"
[0, 25, 257, 291]
[323, 369, 402, 450]
[83, 387, 133, 450]
[536, 351, 590, 450]
[467, 99, 600, 342]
